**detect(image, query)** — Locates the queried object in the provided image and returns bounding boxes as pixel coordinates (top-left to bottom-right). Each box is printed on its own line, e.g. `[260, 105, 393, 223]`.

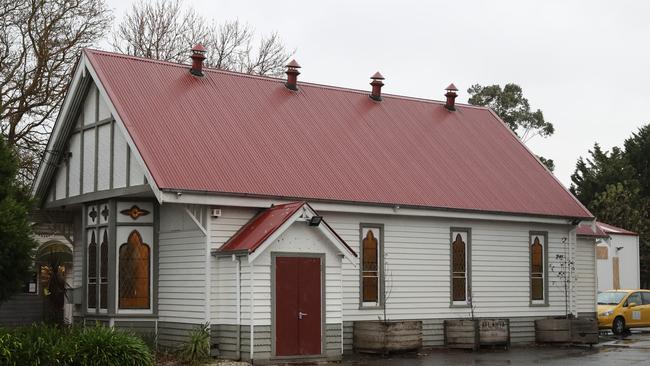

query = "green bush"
[67, 326, 154, 366]
[177, 323, 210, 366]
[11, 323, 69, 365]
[0, 331, 22, 366]
[0, 324, 154, 366]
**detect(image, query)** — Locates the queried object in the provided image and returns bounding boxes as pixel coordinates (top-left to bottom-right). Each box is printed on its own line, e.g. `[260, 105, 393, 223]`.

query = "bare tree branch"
[0, 0, 112, 184]
[112, 0, 293, 77]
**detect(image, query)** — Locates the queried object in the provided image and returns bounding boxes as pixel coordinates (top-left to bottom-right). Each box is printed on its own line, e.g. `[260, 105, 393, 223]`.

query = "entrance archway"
[35, 241, 73, 325]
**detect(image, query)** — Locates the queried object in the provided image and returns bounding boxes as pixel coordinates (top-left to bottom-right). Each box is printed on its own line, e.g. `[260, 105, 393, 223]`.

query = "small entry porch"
[213, 201, 357, 363]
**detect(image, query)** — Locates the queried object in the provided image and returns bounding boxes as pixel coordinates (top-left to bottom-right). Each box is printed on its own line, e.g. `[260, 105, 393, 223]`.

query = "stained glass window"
[119, 230, 150, 309]
[87, 230, 97, 309]
[531, 236, 544, 301]
[361, 227, 381, 304]
[452, 233, 467, 302]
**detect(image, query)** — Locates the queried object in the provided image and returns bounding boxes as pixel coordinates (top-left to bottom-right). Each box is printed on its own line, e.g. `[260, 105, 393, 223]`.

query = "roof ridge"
[83, 48, 488, 110]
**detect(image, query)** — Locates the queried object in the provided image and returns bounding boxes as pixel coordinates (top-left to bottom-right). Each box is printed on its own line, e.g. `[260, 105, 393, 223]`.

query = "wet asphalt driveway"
[340, 331, 650, 366]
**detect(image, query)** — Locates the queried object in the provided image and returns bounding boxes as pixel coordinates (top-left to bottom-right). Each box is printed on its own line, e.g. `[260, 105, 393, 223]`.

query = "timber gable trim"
[33, 53, 163, 208]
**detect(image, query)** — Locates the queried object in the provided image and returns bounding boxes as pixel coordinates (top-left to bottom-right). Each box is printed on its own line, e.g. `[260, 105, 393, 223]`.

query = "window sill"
[358, 304, 383, 310]
[449, 303, 470, 308]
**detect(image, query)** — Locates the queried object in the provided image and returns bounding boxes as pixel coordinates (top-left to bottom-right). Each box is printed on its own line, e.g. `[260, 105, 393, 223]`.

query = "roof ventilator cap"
[190, 43, 207, 77]
[445, 83, 458, 111]
[369, 72, 385, 101]
[285, 59, 301, 91]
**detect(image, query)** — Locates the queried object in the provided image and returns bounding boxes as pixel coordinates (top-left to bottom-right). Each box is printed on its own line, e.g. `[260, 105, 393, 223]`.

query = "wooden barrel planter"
[444, 319, 479, 351]
[535, 317, 598, 345]
[535, 318, 571, 343]
[353, 320, 422, 354]
[479, 319, 510, 349]
[570, 318, 599, 345]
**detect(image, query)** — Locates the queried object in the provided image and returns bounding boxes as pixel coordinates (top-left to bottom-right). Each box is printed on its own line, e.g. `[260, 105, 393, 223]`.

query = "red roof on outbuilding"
[597, 221, 637, 236]
[84, 49, 592, 219]
[576, 224, 608, 238]
[577, 221, 638, 237]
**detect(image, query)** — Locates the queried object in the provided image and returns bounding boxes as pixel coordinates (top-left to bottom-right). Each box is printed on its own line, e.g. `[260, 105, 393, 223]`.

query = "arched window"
[119, 230, 150, 309]
[451, 233, 467, 302]
[87, 230, 97, 309]
[99, 230, 108, 310]
[361, 226, 382, 306]
[530, 235, 545, 302]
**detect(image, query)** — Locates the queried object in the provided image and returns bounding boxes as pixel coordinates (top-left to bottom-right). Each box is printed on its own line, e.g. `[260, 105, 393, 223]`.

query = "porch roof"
[217, 201, 356, 257]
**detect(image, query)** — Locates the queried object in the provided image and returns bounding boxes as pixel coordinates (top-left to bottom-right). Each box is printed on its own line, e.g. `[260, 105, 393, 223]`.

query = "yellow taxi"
[598, 290, 650, 334]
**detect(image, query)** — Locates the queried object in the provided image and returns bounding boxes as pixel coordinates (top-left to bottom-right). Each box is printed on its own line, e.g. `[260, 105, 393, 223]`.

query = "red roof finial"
[190, 43, 207, 76]
[445, 82, 458, 111]
[370, 72, 385, 101]
[285, 59, 301, 91]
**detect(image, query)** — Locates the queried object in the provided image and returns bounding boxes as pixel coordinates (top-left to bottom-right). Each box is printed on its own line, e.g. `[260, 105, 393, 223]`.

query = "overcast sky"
[104, 0, 649, 188]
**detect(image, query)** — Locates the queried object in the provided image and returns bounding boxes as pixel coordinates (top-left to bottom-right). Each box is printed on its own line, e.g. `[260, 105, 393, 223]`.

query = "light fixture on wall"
[309, 216, 323, 226]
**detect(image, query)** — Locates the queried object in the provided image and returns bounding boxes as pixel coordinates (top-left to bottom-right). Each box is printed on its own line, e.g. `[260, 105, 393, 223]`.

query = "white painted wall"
[158, 204, 207, 324]
[597, 234, 640, 291]
[576, 237, 596, 313]
[209, 206, 587, 325]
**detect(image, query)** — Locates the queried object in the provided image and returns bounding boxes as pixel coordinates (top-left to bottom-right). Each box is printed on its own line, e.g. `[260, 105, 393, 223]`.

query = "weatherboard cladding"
[84, 49, 591, 219]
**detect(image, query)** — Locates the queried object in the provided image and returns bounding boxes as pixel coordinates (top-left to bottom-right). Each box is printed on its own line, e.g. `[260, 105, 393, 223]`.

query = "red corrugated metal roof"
[85, 49, 592, 219]
[597, 221, 637, 236]
[219, 201, 304, 253]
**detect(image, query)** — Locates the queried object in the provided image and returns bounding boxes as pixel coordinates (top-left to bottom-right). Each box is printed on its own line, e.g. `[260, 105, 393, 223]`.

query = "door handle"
[298, 312, 308, 319]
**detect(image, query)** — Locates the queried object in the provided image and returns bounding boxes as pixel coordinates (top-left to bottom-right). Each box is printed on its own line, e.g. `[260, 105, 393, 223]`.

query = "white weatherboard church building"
[33, 46, 599, 362]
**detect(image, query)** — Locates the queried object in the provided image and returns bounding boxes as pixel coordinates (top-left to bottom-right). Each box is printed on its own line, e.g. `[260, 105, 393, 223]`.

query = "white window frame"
[98, 227, 109, 314]
[86, 227, 97, 313]
[115, 228, 154, 315]
[450, 228, 471, 307]
[360, 224, 383, 309]
[530, 232, 548, 306]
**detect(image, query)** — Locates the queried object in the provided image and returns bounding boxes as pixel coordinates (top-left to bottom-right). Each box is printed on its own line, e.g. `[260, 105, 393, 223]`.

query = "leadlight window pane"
[87, 230, 97, 309]
[119, 230, 150, 309]
[452, 233, 467, 302]
[531, 278, 543, 300]
[362, 228, 380, 304]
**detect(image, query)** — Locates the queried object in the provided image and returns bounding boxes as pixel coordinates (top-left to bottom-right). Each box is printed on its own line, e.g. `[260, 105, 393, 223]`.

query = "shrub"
[12, 323, 69, 365]
[66, 326, 154, 366]
[0, 331, 22, 366]
[177, 323, 210, 366]
[0, 324, 153, 366]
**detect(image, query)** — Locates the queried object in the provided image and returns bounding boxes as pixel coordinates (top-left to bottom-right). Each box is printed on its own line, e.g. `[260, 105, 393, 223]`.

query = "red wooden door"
[275, 257, 322, 356]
